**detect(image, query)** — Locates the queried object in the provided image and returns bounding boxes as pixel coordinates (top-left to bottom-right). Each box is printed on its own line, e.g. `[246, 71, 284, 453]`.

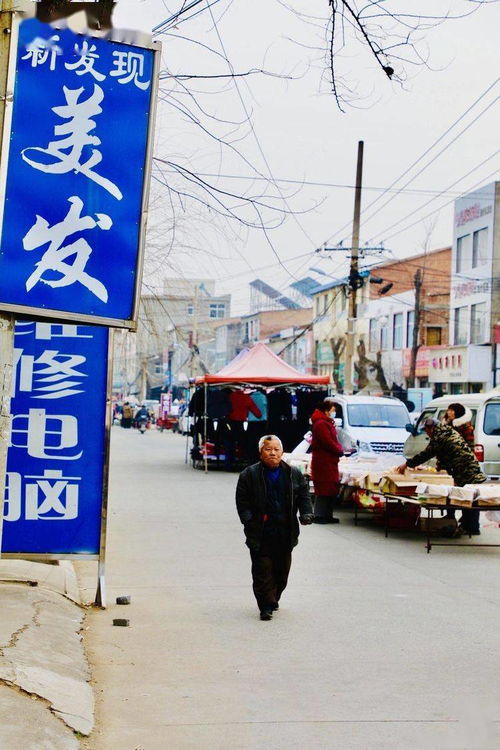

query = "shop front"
[428, 345, 491, 394]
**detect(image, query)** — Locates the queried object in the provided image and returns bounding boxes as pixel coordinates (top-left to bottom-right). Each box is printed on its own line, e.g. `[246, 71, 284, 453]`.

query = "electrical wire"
[320, 76, 499, 247]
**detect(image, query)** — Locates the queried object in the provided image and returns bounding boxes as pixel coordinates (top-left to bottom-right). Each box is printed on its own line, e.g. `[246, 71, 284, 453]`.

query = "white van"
[404, 392, 500, 479]
[329, 395, 411, 455]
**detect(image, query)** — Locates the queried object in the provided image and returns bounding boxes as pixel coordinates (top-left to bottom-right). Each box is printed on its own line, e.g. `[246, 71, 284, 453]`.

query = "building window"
[454, 306, 468, 345]
[471, 302, 487, 344]
[323, 294, 328, 315]
[456, 234, 472, 273]
[406, 311, 415, 348]
[472, 227, 488, 268]
[393, 313, 403, 349]
[369, 319, 378, 351]
[209, 303, 226, 319]
[426, 327, 442, 346]
[380, 322, 388, 350]
[187, 303, 193, 316]
[315, 297, 320, 316]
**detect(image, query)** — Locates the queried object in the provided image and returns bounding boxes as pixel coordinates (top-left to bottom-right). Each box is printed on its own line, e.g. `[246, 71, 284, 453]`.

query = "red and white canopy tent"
[193, 343, 329, 471]
[197, 342, 329, 386]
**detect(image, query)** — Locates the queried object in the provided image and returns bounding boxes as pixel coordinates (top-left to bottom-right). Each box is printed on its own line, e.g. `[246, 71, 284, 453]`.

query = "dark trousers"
[224, 420, 247, 467]
[446, 507, 480, 533]
[314, 489, 339, 520]
[250, 537, 292, 611]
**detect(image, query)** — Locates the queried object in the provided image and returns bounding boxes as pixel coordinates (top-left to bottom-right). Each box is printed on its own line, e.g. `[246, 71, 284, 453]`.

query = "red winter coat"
[310, 409, 344, 496]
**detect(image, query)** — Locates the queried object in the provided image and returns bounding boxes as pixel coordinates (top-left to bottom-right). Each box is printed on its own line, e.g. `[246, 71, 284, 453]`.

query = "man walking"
[236, 435, 314, 620]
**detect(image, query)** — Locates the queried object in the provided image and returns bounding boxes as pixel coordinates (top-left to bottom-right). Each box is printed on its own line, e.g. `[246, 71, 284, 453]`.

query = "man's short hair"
[258, 434, 283, 452]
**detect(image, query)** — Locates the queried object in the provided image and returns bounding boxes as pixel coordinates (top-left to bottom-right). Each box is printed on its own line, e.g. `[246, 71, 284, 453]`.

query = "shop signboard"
[0, 18, 159, 329]
[2, 321, 110, 556]
[428, 345, 491, 385]
[402, 347, 430, 378]
[316, 341, 333, 364]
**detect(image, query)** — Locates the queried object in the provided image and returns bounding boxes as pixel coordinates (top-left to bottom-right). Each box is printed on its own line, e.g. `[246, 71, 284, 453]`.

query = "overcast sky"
[113, 0, 500, 314]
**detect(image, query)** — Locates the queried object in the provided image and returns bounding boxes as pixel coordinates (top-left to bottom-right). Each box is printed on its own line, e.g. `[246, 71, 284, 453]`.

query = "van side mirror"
[405, 423, 416, 435]
[334, 417, 343, 428]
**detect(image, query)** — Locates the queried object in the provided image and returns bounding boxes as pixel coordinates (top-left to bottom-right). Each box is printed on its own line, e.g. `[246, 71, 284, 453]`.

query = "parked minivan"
[403, 392, 500, 478]
[329, 395, 411, 455]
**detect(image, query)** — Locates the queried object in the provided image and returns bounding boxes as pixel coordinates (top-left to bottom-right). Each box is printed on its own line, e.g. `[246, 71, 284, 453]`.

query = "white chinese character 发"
[21, 35, 61, 71]
[11, 408, 82, 460]
[14, 348, 87, 400]
[21, 84, 123, 200]
[110, 50, 150, 90]
[65, 41, 106, 82]
[25, 469, 80, 521]
[23, 196, 111, 303]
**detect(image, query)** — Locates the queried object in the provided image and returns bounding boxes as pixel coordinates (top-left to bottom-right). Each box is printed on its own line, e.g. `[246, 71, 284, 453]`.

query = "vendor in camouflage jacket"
[397, 418, 485, 533]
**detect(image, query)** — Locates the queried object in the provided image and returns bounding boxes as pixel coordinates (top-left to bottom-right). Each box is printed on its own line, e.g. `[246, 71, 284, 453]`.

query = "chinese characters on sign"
[0, 19, 157, 325]
[3, 321, 109, 554]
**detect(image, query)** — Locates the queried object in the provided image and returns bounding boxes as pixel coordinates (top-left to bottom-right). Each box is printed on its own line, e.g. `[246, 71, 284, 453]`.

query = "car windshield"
[347, 403, 409, 428]
[415, 406, 477, 434]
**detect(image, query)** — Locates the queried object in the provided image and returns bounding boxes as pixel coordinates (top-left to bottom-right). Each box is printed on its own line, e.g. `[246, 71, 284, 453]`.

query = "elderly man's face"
[260, 439, 283, 468]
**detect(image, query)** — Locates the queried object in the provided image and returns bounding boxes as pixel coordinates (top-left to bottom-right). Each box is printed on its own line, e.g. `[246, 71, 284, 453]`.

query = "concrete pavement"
[79, 427, 500, 750]
[0, 559, 94, 749]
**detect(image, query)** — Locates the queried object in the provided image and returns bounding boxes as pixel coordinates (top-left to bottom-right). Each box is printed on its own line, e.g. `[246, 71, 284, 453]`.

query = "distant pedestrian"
[310, 398, 344, 524]
[236, 435, 313, 620]
[121, 401, 133, 429]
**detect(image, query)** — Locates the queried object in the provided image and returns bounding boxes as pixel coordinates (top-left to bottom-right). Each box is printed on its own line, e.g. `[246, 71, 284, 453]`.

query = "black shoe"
[260, 609, 273, 621]
[313, 517, 340, 524]
[271, 602, 279, 611]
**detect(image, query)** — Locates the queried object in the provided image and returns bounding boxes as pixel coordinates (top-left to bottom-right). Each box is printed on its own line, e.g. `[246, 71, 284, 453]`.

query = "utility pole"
[0, 0, 16, 556]
[408, 268, 423, 388]
[344, 140, 364, 394]
[190, 283, 199, 378]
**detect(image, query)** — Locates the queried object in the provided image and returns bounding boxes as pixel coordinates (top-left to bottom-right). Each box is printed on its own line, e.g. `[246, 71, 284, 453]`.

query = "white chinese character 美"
[21, 84, 123, 200]
[14, 348, 87, 400]
[25, 469, 80, 521]
[23, 195, 111, 303]
[110, 50, 150, 90]
[21, 35, 61, 71]
[65, 40, 106, 82]
[11, 408, 82, 460]
[15, 322, 93, 340]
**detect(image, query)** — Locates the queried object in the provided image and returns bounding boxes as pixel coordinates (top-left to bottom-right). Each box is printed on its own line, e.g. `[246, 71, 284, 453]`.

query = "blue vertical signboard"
[3, 321, 109, 555]
[0, 18, 158, 328]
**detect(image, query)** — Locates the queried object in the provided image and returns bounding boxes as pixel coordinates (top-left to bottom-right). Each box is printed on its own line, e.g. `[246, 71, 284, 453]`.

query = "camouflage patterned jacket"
[406, 422, 486, 487]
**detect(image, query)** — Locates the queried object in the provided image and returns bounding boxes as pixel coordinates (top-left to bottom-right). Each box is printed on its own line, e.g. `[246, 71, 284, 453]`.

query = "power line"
[205, 0, 316, 283]
[319, 76, 499, 248]
[369, 149, 499, 243]
[152, 0, 224, 34]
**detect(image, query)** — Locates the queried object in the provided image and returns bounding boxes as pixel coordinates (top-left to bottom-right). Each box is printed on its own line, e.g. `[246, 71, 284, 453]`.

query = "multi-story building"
[430, 181, 500, 394]
[311, 273, 370, 388]
[366, 247, 451, 392]
[113, 279, 231, 399]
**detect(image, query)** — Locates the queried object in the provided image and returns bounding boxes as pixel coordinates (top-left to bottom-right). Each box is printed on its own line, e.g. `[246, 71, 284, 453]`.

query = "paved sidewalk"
[0, 560, 94, 750]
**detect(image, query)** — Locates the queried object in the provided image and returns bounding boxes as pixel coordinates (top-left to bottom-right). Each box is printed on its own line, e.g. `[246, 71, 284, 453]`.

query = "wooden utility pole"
[344, 141, 364, 394]
[190, 283, 199, 378]
[0, 1, 16, 556]
[408, 268, 423, 388]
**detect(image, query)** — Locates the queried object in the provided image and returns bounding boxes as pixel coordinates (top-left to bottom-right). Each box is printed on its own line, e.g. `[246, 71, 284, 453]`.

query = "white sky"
[113, 0, 500, 314]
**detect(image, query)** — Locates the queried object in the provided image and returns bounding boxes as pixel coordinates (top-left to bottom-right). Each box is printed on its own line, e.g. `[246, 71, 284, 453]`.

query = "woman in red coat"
[310, 398, 344, 524]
